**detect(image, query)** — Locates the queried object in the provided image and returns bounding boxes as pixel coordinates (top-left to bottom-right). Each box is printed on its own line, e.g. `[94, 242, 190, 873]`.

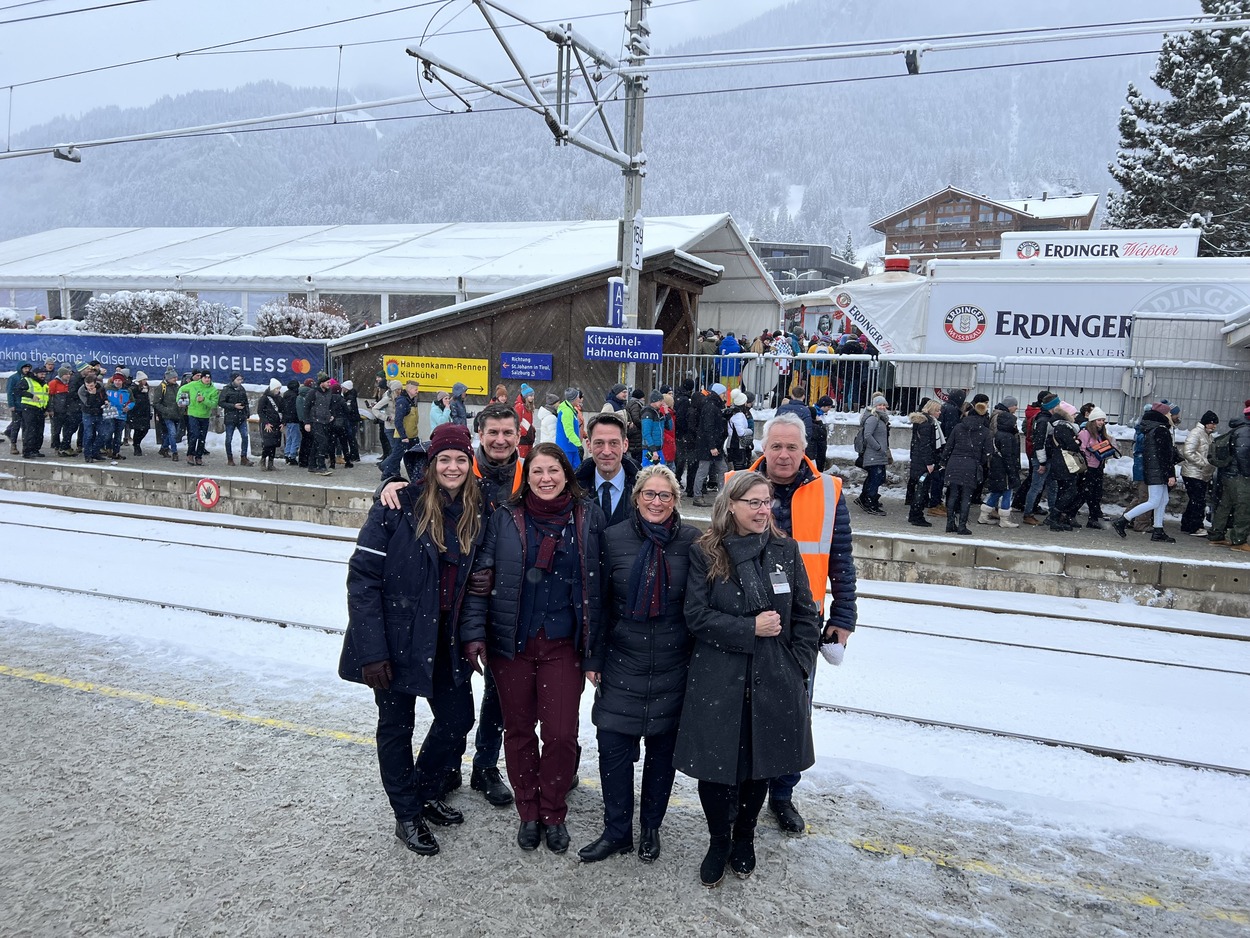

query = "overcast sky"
[0, 0, 795, 135]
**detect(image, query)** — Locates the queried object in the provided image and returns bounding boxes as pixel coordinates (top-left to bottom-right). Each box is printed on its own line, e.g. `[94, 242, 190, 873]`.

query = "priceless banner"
[0, 332, 326, 385]
[382, 355, 490, 395]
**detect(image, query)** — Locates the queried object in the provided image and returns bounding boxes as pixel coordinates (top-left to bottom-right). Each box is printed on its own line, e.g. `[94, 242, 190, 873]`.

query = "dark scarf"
[439, 493, 465, 612]
[724, 531, 773, 615]
[523, 491, 575, 572]
[624, 512, 677, 620]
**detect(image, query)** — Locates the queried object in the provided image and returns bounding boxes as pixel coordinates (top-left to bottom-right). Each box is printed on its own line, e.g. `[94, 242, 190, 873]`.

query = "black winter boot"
[700, 835, 732, 888]
[1151, 527, 1176, 543]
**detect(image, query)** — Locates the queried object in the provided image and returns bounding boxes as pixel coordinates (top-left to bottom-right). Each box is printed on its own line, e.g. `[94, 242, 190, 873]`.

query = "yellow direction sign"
[381, 355, 490, 395]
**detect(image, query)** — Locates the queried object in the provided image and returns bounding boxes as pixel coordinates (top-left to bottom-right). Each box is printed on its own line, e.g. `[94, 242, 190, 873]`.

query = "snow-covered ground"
[1, 498, 1247, 936]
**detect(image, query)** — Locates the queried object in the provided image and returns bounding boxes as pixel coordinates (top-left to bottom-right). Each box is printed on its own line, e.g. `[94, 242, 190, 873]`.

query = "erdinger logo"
[834, 292, 852, 309]
[944, 305, 986, 342]
[1016, 240, 1041, 260]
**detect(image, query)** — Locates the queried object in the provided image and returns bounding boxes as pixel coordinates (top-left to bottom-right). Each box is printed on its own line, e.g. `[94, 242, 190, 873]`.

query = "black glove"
[361, 660, 393, 690]
[462, 641, 486, 675]
[466, 568, 494, 597]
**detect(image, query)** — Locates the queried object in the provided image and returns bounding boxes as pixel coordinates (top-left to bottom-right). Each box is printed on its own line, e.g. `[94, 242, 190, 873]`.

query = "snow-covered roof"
[870, 186, 1097, 229]
[0, 216, 780, 318]
[999, 194, 1098, 220]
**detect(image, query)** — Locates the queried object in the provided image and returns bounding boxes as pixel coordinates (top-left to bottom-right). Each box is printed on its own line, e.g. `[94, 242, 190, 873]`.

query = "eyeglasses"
[734, 498, 772, 511]
[638, 490, 675, 503]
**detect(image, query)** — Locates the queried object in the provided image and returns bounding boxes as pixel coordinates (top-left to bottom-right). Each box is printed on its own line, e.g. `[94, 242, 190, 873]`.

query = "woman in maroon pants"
[460, 442, 607, 855]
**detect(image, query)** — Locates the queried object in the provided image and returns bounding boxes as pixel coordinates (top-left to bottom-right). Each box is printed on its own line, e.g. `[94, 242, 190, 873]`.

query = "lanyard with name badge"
[769, 564, 790, 595]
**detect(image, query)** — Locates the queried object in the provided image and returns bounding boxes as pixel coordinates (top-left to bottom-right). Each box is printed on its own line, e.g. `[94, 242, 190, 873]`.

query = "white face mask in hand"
[820, 642, 845, 667]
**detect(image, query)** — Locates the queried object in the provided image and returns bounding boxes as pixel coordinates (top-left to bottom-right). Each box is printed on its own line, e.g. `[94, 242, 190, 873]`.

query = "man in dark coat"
[1113, 402, 1180, 542]
[219, 372, 253, 466]
[673, 378, 698, 498]
[305, 373, 335, 475]
[691, 384, 729, 507]
[906, 399, 941, 527]
[575, 412, 640, 528]
[1210, 406, 1250, 549]
[940, 399, 993, 534]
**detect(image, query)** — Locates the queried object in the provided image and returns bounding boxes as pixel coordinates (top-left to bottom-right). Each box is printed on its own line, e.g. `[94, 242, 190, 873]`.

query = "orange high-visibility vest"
[473, 456, 524, 494]
[727, 454, 842, 602]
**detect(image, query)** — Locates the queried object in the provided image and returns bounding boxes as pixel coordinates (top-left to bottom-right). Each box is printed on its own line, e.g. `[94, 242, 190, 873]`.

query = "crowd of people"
[896, 388, 1250, 550]
[3, 359, 373, 473]
[340, 401, 857, 888]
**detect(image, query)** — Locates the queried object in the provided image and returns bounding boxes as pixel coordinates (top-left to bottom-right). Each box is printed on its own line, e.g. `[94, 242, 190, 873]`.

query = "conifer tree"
[840, 233, 858, 263]
[1106, 1, 1250, 255]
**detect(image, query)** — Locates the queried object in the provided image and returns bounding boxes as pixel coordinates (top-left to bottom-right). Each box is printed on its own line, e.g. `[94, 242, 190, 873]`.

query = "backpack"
[853, 423, 866, 455]
[1209, 431, 1234, 469]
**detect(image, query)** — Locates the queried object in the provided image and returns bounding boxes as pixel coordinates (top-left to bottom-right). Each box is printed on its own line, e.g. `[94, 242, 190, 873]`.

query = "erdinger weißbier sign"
[1000, 229, 1200, 262]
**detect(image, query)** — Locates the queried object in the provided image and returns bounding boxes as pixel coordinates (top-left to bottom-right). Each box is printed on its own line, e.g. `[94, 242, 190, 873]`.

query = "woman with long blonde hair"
[675, 470, 821, 888]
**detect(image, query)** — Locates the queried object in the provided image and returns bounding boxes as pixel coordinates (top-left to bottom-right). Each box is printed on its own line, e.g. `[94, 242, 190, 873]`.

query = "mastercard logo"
[292, 359, 312, 374]
[384, 359, 401, 377]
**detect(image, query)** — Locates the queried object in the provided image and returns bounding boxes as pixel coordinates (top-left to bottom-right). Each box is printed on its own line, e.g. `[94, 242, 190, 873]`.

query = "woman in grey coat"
[855, 394, 892, 515]
[676, 470, 822, 888]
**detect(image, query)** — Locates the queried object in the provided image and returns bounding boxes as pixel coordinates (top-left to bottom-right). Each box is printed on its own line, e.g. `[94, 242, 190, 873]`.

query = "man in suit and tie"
[574, 411, 639, 527]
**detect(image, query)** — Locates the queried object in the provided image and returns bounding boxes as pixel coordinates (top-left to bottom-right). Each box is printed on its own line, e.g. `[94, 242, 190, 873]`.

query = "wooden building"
[871, 186, 1098, 267]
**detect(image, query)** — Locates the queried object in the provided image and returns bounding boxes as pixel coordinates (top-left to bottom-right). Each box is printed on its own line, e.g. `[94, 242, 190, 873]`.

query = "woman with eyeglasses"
[675, 470, 821, 888]
[578, 465, 698, 865]
[459, 442, 608, 855]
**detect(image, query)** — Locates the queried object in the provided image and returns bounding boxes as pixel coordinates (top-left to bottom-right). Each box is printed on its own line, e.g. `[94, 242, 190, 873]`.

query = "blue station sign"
[583, 327, 663, 364]
[500, 352, 553, 382]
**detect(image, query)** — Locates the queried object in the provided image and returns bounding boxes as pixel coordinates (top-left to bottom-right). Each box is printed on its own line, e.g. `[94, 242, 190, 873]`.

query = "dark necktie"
[600, 480, 613, 517]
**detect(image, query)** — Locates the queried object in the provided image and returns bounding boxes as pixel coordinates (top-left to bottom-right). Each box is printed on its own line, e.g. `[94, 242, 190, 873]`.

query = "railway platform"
[0, 451, 1245, 617]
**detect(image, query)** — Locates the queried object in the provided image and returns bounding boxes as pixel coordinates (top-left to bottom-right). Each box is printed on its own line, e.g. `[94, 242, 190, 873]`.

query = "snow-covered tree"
[1106, 1, 1250, 255]
[253, 297, 351, 339]
[186, 301, 245, 336]
[84, 290, 199, 334]
[840, 233, 858, 263]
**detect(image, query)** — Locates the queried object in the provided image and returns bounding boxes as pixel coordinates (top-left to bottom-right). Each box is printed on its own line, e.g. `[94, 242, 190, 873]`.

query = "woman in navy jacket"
[339, 423, 488, 857]
[460, 442, 607, 855]
[578, 465, 697, 865]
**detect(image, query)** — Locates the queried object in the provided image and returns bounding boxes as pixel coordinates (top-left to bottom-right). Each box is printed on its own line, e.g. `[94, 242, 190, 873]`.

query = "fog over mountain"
[0, 0, 1199, 251]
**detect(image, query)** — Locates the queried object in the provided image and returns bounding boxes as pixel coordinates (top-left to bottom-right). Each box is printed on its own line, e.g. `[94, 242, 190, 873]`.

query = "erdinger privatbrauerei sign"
[1000, 229, 1200, 262]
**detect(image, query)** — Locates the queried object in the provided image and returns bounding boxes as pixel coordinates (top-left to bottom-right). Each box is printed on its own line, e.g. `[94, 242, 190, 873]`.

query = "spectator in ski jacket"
[219, 372, 252, 465]
[625, 389, 645, 455]
[555, 387, 583, 466]
[47, 365, 75, 455]
[717, 332, 743, 391]
[257, 379, 284, 469]
[281, 380, 302, 464]
[640, 391, 670, 467]
[127, 371, 152, 456]
[535, 392, 559, 447]
[514, 384, 536, 459]
[449, 382, 471, 428]
[429, 390, 452, 431]
[906, 399, 942, 526]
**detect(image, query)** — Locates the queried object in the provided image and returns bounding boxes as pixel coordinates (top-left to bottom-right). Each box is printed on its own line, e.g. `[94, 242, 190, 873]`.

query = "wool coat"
[907, 412, 938, 483]
[941, 409, 993, 487]
[987, 409, 1021, 492]
[674, 532, 821, 785]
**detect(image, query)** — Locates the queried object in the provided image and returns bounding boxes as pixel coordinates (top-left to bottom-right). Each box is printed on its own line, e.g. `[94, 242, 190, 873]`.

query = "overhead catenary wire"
[0, 46, 1165, 161]
[0, 0, 154, 26]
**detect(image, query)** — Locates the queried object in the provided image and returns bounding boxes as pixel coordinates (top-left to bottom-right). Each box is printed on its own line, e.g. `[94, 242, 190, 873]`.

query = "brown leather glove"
[462, 641, 486, 675]
[361, 660, 393, 690]
[466, 568, 494, 597]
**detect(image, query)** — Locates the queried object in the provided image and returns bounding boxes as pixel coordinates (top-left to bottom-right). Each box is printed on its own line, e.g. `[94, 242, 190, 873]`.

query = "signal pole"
[406, 0, 651, 335]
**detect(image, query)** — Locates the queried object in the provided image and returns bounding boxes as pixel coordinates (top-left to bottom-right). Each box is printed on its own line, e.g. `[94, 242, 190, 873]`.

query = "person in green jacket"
[185, 371, 219, 466]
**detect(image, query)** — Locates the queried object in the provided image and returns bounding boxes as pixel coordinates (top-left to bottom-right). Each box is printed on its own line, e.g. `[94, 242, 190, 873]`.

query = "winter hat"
[871, 394, 888, 409]
[434, 390, 451, 404]
[1151, 402, 1173, 417]
[520, 383, 534, 398]
[970, 393, 990, 406]
[76, 362, 89, 373]
[110, 373, 124, 384]
[816, 395, 834, 408]
[287, 380, 300, 392]
[33, 363, 47, 373]
[659, 384, 672, 395]
[649, 390, 664, 404]
[544, 392, 560, 406]
[1159, 399, 1181, 416]
[230, 372, 243, 381]
[1040, 393, 1060, 411]
[1001, 396, 1018, 409]
[316, 371, 329, 383]
[1087, 407, 1108, 422]
[388, 379, 402, 391]
[134, 371, 148, 383]
[564, 386, 579, 402]
[57, 365, 71, 376]
[164, 367, 178, 380]
[731, 389, 747, 407]
[744, 391, 756, 405]
[428, 423, 473, 461]
[119, 367, 131, 378]
[631, 388, 646, 400]
[1056, 402, 1078, 420]
[201, 370, 212, 379]
[303, 378, 314, 387]
[268, 378, 282, 392]
[710, 383, 727, 396]
[327, 379, 339, 390]
[680, 378, 694, 393]
[342, 380, 353, 391]
[1200, 410, 1219, 426]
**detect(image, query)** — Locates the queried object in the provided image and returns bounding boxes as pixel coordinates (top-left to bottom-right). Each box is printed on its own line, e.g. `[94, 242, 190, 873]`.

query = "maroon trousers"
[489, 632, 584, 825]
